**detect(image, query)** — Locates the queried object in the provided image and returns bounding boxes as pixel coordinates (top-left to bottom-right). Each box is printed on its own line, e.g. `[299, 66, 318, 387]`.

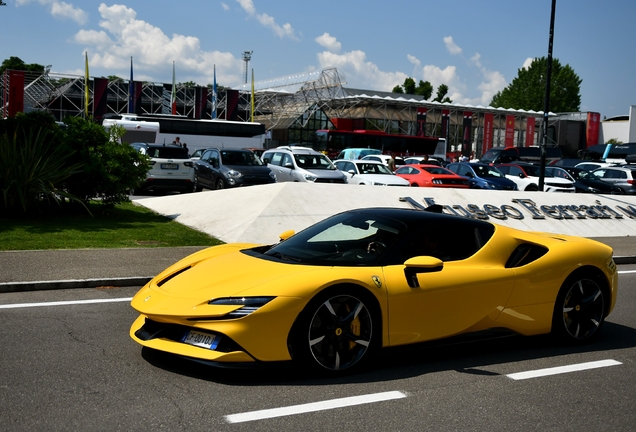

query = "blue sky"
[2, 0, 635, 118]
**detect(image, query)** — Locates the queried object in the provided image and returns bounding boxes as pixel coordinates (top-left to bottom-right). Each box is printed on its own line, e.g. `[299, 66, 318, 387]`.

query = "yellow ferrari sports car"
[130, 207, 618, 372]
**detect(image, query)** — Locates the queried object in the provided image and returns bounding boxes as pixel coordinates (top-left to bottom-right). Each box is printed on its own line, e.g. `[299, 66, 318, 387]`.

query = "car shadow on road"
[140, 321, 636, 387]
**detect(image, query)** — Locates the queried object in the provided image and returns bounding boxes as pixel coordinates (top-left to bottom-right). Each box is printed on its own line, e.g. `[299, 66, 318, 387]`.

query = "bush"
[62, 117, 149, 205]
[0, 112, 81, 216]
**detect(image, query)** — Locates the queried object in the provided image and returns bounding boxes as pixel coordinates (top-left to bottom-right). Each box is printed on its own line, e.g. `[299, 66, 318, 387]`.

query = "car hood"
[131, 244, 361, 317]
[354, 174, 409, 185]
[482, 177, 517, 188]
[305, 168, 346, 179]
[224, 164, 271, 175]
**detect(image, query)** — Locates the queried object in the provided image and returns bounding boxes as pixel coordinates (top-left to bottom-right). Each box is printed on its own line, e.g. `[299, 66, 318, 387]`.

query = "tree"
[490, 57, 582, 112]
[415, 80, 433, 100]
[432, 84, 452, 103]
[392, 77, 445, 101]
[0, 56, 45, 75]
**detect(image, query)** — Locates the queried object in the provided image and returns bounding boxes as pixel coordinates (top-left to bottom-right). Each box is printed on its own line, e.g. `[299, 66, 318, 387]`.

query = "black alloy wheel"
[295, 292, 376, 371]
[553, 274, 606, 341]
[215, 178, 225, 190]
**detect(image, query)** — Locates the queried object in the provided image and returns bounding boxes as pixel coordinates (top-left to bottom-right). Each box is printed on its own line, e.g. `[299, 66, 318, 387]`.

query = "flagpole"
[212, 64, 217, 119]
[250, 68, 254, 122]
[84, 51, 90, 118]
[128, 56, 134, 114]
[171, 61, 177, 115]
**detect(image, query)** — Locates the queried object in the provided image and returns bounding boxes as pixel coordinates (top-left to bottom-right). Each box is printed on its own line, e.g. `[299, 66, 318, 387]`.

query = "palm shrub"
[0, 113, 81, 215]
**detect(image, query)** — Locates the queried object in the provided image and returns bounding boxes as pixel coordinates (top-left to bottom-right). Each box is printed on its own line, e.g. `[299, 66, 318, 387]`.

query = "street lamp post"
[539, 0, 557, 191]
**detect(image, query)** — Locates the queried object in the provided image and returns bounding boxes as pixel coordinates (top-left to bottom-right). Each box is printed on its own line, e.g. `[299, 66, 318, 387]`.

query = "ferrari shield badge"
[371, 275, 382, 288]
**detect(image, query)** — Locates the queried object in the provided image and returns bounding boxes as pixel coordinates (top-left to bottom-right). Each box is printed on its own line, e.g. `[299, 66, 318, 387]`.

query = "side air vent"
[156, 266, 191, 287]
[505, 244, 548, 268]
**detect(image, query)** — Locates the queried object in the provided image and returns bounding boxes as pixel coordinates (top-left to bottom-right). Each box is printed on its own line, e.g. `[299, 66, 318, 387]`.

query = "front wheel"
[552, 273, 606, 341]
[215, 178, 225, 190]
[292, 291, 377, 372]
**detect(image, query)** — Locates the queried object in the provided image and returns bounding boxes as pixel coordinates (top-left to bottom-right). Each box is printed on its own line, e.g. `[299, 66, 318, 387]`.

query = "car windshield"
[473, 165, 505, 178]
[294, 154, 336, 170]
[147, 147, 189, 159]
[221, 150, 263, 166]
[354, 162, 394, 175]
[420, 166, 454, 175]
[262, 212, 406, 266]
[522, 165, 554, 177]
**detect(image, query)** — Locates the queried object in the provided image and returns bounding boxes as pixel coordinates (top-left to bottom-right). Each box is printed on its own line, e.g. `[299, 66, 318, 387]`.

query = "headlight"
[227, 169, 243, 179]
[303, 173, 318, 182]
[269, 171, 276, 181]
[208, 296, 276, 318]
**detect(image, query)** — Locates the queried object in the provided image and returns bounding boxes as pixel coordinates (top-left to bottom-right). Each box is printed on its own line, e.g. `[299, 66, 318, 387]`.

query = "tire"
[410, 183, 419, 187]
[525, 184, 539, 192]
[215, 178, 225, 190]
[552, 272, 606, 342]
[291, 289, 378, 372]
[193, 174, 202, 192]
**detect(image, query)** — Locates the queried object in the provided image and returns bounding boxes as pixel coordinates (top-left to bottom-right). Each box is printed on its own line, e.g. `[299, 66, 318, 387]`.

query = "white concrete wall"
[135, 183, 636, 245]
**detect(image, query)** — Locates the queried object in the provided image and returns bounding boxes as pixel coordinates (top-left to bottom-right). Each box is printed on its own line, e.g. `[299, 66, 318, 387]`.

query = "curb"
[0, 277, 152, 294]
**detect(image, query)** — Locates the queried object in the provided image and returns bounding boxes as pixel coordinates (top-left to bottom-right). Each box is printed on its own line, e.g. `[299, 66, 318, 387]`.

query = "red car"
[395, 164, 470, 188]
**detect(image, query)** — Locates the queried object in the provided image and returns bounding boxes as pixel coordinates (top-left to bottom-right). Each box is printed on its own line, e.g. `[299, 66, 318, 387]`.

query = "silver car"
[591, 166, 636, 194]
[262, 146, 347, 183]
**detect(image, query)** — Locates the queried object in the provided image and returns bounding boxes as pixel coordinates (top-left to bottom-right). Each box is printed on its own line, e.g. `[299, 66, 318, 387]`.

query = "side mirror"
[348, 169, 356, 176]
[284, 162, 294, 169]
[278, 230, 295, 242]
[403, 256, 444, 288]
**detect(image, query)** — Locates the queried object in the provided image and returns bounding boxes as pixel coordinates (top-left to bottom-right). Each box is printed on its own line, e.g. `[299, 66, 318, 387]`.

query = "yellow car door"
[382, 258, 516, 346]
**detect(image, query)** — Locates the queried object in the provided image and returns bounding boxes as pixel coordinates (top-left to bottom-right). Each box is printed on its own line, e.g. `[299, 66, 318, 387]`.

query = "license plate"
[161, 163, 179, 170]
[181, 330, 220, 350]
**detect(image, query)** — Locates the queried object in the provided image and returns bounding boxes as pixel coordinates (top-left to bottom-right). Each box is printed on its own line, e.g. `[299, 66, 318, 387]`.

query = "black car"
[194, 148, 276, 190]
[546, 166, 624, 194]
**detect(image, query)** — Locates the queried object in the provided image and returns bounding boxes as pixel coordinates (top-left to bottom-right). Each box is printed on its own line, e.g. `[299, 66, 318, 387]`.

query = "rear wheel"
[552, 273, 606, 341]
[525, 184, 539, 191]
[292, 290, 378, 372]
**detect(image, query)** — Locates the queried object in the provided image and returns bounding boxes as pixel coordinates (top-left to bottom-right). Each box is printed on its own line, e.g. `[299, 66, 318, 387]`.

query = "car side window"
[282, 154, 294, 168]
[267, 152, 283, 166]
[210, 150, 220, 169]
[200, 150, 212, 162]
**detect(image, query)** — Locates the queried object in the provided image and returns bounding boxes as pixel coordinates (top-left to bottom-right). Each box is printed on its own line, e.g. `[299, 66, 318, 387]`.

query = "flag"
[84, 51, 90, 117]
[250, 68, 254, 122]
[212, 64, 217, 119]
[128, 56, 134, 113]
[171, 61, 177, 115]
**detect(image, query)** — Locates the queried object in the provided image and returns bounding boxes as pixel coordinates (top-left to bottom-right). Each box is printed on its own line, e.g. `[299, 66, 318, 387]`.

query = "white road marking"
[0, 297, 133, 309]
[507, 359, 622, 380]
[618, 269, 636, 274]
[224, 391, 407, 424]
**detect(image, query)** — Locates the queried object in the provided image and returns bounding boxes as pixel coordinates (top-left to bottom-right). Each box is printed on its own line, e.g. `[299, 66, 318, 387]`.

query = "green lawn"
[0, 201, 222, 250]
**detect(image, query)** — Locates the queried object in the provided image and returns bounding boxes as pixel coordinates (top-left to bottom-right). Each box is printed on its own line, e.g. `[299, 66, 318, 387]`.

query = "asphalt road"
[1, 267, 635, 431]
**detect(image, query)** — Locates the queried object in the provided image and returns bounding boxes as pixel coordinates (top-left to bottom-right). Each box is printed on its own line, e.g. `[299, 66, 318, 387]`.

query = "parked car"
[446, 162, 517, 190]
[130, 143, 195, 194]
[590, 166, 636, 195]
[403, 156, 444, 167]
[335, 148, 382, 160]
[546, 166, 624, 194]
[496, 163, 575, 192]
[262, 146, 347, 183]
[394, 164, 470, 188]
[333, 159, 410, 186]
[575, 161, 613, 171]
[193, 148, 276, 190]
[361, 154, 405, 170]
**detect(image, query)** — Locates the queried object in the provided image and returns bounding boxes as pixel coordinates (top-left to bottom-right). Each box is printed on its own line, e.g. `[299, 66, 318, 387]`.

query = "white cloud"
[470, 53, 507, 105]
[315, 33, 341, 53]
[73, 4, 242, 86]
[443, 36, 462, 55]
[316, 48, 407, 91]
[236, 0, 298, 40]
[522, 57, 534, 69]
[221, 2, 230, 11]
[16, 0, 87, 25]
